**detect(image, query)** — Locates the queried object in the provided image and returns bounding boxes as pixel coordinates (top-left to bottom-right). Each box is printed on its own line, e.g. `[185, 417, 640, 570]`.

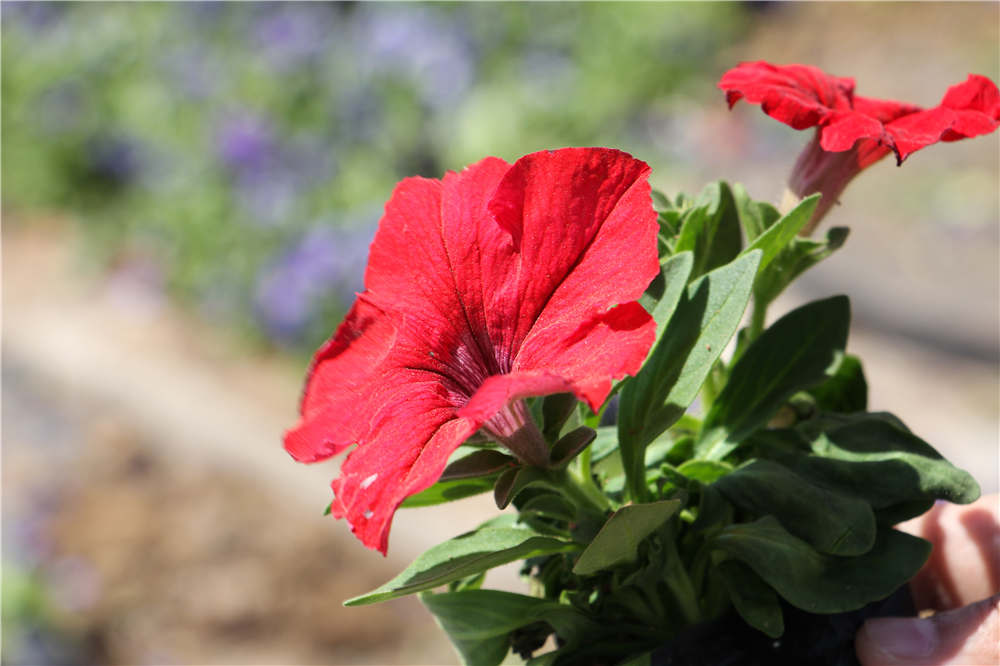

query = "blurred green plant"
[2, 1, 749, 353]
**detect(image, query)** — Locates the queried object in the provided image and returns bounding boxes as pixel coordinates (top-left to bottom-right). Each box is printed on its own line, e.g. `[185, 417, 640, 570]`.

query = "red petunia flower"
[719, 61, 1000, 231]
[284, 148, 659, 554]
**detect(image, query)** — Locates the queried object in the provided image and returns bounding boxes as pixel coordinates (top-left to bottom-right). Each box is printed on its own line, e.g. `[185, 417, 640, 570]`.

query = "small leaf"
[493, 468, 520, 509]
[741, 194, 819, 272]
[542, 393, 578, 441]
[676, 459, 733, 485]
[441, 450, 518, 481]
[698, 295, 850, 460]
[674, 181, 743, 280]
[713, 459, 876, 556]
[550, 427, 597, 468]
[753, 226, 849, 308]
[809, 353, 868, 413]
[346, 527, 578, 606]
[619, 251, 760, 500]
[494, 467, 556, 510]
[691, 483, 732, 532]
[717, 559, 784, 638]
[732, 183, 781, 241]
[713, 517, 930, 614]
[572, 500, 681, 575]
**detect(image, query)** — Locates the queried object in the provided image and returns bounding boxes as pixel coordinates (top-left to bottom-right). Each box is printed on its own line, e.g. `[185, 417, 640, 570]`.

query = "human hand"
[855, 495, 1000, 665]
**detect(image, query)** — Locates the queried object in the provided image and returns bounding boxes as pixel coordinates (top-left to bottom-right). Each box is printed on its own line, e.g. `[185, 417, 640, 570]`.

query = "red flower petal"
[718, 61, 855, 130]
[486, 148, 659, 387]
[285, 148, 659, 553]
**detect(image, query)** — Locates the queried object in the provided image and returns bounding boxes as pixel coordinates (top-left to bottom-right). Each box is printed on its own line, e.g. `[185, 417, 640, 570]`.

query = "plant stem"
[549, 467, 611, 522]
[748, 296, 767, 342]
[661, 527, 701, 626]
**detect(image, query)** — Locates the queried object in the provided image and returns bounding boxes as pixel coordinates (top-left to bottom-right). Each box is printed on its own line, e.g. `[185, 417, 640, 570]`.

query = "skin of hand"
[855, 494, 1000, 665]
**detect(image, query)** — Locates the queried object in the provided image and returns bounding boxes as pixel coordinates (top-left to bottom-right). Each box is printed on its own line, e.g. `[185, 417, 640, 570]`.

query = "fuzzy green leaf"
[345, 528, 578, 606]
[713, 459, 876, 556]
[742, 194, 819, 272]
[619, 251, 760, 500]
[674, 181, 743, 280]
[808, 353, 868, 413]
[713, 517, 930, 614]
[572, 500, 681, 575]
[421, 589, 598, 666]
[698, 295, 849, 460]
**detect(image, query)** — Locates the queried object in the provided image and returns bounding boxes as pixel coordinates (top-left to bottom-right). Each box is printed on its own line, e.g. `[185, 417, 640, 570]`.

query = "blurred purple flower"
[216, 113, 276, 177]
[358, 6, 476, 108]
[254, 222, 375, 342]
[253, 3, 335, 70]
[1, 1, 66, 31]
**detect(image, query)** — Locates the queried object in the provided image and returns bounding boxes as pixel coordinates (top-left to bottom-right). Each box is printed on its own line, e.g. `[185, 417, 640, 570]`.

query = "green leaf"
[713, 517, 930, 614]
[494, 467, 558, 510]
[589, 426, 619, 464]
[401, 477, 497, 508]
[717, 559, 784, 638]
[549, 427, 597, 468]
[639, 251, 694, 343]
[754, 226, 849, 308]
[732, 183, 781, 241]
[676, 459, 733, 484]
[698, 295, 850, 460]
[674, 181, 743, 280]
[650, 188, 673, 213]
[792, 417, 980, 509]
[713, 459, 876, 556]
[808, 353, 868, 413]
[572, 500, 681, 575]
[542, 393, 578, 441]
[440, 450, 518, 480]
[741, 194, 819, 272]
[691, 483, 733, 532]
[421, 590, 598, 666]
[619, 251, 760, 500]
[345, 527, 578, 606]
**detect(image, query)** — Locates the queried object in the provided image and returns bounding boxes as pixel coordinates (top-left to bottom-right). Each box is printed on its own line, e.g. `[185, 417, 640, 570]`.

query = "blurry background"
[2, 2, 997, 664]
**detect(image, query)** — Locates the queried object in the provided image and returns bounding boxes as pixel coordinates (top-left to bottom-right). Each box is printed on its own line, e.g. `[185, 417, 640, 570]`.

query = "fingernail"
[863, 617, 938, 660]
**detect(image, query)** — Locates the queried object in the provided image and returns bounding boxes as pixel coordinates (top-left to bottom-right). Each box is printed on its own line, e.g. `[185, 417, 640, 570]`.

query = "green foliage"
[345, 526, 578, 606]
[572, 500, 681, 575]
[713, 518, 930, 614]
[421, 590, 598, 666]
[713, 459, 876, 556]
[619, 251, 760, 500]
[672, 182, 743, 280]
[698, 295, 850, 459]
[344, 182, 980, 665]
[717, 560, 784, 638]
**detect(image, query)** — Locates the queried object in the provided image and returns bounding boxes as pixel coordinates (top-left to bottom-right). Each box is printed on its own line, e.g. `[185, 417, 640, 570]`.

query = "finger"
[899, 495, 1000, 610]
[855, 593, 1000, 665]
